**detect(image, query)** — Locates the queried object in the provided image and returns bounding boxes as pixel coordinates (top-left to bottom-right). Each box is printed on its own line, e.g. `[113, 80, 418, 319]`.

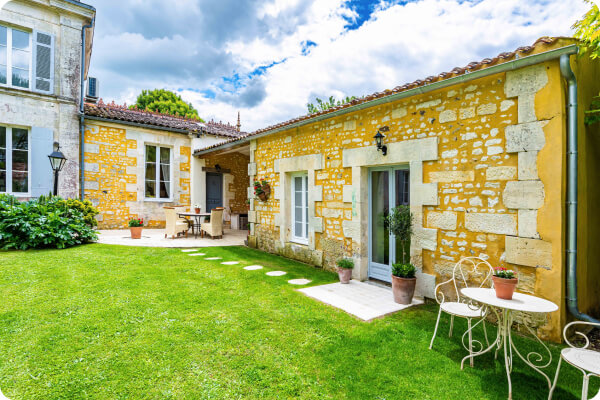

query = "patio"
[96, 228, 247, 247]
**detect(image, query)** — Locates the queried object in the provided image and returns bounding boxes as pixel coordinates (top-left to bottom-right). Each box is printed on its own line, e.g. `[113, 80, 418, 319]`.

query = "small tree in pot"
[336, 258, 354, 284]
[387, 205, 416, 304]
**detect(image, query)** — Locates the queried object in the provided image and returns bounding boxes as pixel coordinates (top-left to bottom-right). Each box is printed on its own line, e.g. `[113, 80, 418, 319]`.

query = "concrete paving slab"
[266, 271, 287, 276]
[188, 253, 206, 256]
[97, 229, 246, 248]
[288, 279, 312, 285]
[244, 265, 263, 270]
[221, 261, 240, 265]
[205, 257, 222, 260]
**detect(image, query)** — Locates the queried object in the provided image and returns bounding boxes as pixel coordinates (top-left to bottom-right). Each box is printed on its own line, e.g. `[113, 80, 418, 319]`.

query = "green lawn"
[0, 245, 594, 399]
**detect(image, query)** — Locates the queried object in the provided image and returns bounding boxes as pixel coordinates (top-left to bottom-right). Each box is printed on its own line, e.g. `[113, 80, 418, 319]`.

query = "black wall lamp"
[48, 142, 67, 196]
[374, 126, 389, 156]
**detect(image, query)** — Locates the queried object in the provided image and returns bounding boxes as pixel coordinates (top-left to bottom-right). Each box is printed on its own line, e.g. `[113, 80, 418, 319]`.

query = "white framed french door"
[368, 166, 410, 282]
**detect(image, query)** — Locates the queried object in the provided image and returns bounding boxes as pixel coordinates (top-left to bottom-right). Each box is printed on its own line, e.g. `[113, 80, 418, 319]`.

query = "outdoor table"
[460, 288, 558, 400]
[177, 212, 211, 238]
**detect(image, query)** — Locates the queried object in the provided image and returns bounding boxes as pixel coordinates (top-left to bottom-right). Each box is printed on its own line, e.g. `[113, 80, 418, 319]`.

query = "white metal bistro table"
[177, 212, 211, 238]
[460, 288, 559, 400]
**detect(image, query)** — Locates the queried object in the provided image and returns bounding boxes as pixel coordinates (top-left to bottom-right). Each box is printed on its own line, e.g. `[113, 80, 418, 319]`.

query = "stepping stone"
[188, 253, 206, 256]
[181, 249, 199, 252]
[266, 271, 287, 277]
[244, 265, 263, 271]
[288, 279, 311, 285]
[221, 261, 239, 265]
[204, 257, 222, 260]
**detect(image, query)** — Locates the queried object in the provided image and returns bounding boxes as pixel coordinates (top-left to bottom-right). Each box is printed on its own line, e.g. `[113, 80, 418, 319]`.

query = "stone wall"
[83, 121, 192, 228]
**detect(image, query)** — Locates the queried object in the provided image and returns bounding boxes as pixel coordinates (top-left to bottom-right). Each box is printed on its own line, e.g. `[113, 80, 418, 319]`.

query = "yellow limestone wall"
[83, 122, 191, 228]
[248, 56, 580, 341]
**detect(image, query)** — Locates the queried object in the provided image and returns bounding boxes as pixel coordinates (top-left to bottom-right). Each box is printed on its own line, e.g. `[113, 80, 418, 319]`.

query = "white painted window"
[291, 173, 308, 244]
[0, 25, 31, 89]
[145, 145, 172, 200]
[0, 126, 30, 195]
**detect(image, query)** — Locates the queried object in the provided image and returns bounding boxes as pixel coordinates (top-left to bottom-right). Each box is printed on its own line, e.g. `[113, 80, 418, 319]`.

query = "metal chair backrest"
[451, 257, 494, 303]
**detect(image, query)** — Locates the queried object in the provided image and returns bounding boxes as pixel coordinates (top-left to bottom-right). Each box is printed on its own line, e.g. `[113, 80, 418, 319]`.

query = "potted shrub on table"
[336, 258, 354, 284]
[386, 205, 416, 304]
[492, 267, 518, 300]
[128, 218, 144, 239]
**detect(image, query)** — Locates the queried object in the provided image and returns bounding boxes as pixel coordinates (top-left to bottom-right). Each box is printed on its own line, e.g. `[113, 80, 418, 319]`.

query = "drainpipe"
[560, 53, 600, 324]
[80, 18, 95, 200]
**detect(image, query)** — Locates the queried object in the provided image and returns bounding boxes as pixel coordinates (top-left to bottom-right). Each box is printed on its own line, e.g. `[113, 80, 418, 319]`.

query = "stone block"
[248, 163, 257, 176]
[517, 93, 537, 123]
[477, 103, 497, 115]
[84, 162, 99, 173]
[429, 170, 474, 183]
[416, 99, 441, 110]
[505, 64, 548, 98]
[248, 211, 257, 223]
[391, 106, 407, 119]
[125, 166, 138, 175]
[342, 137, 438, 167]
[84, 180, 99, 190]
[518, 151, 538, 180]
[415, 271, 436, 299]
[322, 208, 342, 219]
[85, 143, 99, 154]
[342, 220, 361, 241]
[250, 140, 257, 151]
[412, 226, 437, 251]
[503, 180, 544, 210]
[486, 166, 516, 181]
[518, 209, 539, 238]
[343, 185, 355, 203]
[343, 120, 356, 131]
[505, 236, 552, 269]
[412, 183, 439, 206]
[427, 211, 457, 230]
[459, 107, 475, 120]
[505, 121, 546, 153]
[500, 100, 515, 111]
[309, 217, 323, 233]
[465, 213, 517, 235]
[439, 110, 457, 123]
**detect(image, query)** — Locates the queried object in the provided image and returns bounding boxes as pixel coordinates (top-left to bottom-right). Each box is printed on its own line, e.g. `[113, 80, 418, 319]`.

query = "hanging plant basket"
[254, 180, 270, 202]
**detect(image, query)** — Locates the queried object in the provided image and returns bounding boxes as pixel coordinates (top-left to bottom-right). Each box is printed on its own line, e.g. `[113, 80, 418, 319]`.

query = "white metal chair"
[429, 256, 493, 367]
[549, 321, 600, 400]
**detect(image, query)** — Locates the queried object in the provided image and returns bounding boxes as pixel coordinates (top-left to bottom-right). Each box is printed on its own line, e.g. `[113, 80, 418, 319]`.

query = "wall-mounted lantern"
[48, 142, 67, 196]
[374, 126, 389, 156]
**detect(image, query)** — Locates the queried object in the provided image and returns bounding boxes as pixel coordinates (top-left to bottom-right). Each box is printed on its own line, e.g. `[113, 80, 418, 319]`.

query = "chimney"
[236, 111, 241, 132]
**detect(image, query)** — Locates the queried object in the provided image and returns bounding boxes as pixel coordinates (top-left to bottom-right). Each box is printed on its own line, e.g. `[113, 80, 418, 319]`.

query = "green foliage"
[493, 267, 515, 279]
[307, 95, 356, 114]
[131, 89, 204, 121]
[0, 194, 98, 250]
[392, 262, 416, 279]
[386, 205, 413, 264]
[128, 218, 144, 227]
[336, 258, 354, 269]
[574, 1, 600, 125]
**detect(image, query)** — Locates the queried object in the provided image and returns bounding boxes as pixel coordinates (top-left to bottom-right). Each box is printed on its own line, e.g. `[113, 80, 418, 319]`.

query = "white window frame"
[0, 125, 31, 196]
[0, 24, 32, 90]
[290, 172, 308, 245]
[144, 144, 173, 202]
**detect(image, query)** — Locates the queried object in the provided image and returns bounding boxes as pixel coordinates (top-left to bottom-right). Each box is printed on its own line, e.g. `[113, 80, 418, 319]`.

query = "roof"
[84, 100, 245, 138]
[193, 36, 573, 155]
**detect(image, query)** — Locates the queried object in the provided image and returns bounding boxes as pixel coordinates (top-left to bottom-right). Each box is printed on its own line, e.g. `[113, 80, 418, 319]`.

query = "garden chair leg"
[468, 318, 474, 367]
[429, 307, 443, 350]
[483, 319, 489, 347]
[548, 356, 562, 399]
[582, 374, 589, 400]
[449, 315, 454, 337]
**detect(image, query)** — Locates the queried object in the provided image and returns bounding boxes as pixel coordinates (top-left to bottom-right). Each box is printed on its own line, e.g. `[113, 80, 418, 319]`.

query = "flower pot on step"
[391, 275, 416, 305]
[492, 276, 518, 300]
[337, 267, 352, 284]
[130, 226, 143, 239]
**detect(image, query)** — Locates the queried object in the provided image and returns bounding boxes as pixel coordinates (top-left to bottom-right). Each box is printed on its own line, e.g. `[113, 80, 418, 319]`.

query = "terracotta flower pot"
[258, 192, 267, 202]
[130, 226, 143, 239]
[194, 207, 201, 214]
[493, 276, 518, 300]
[337, 267, 352, 284]
[391, 275, 416, 305]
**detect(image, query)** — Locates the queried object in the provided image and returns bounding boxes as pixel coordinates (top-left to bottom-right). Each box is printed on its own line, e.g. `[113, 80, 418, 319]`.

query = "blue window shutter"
[30, 127, 53, 197]
[32, 31, 55, 94]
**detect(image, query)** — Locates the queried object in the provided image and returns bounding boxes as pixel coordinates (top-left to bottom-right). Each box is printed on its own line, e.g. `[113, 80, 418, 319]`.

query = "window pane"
[145, 145, 156, 162]
[295, 205, 302, 222]
[159, 164, 170, 181]
[0, 63, 6, 85]
[0, 170, 5, 192]
[12, 30, 29, 50]
[0, 127, 5, 148]
[12, 171, 27, 193]
[12, 49, 29, 70]
[295, 222, 303, 237]
[12, 129, 28, 149]
[159, 181, 170, 198]
[12, 68, 29, 88]
[145, 180, 155, 198]
[145, 162, 155, 181]
[0, 26, 6, 46]
[0, 149, 5, 170]
[160, 147, 170, 163]
[12, 150, 27, 171]
[0, 45, 6, 65]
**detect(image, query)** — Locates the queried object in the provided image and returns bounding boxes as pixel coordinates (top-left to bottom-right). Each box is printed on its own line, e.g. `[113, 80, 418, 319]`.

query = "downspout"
[560, 53, 600, 323]
[80, 17, 95, 200]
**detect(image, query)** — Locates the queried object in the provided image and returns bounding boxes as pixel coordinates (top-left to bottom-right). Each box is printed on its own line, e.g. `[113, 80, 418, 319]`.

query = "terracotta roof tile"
[84, 100, 245, 138]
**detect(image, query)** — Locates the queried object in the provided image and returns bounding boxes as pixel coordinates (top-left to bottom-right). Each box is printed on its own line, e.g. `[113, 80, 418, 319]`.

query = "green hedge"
[0, 194, 99, 250]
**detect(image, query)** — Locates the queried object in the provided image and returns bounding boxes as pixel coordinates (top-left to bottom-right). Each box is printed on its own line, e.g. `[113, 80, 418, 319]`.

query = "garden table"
[460, 288, 558, 400]
[177, 212, 211, 238]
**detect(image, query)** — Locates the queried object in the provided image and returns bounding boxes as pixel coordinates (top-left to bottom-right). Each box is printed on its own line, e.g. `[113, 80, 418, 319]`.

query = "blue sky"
[84, 0, 587, 131]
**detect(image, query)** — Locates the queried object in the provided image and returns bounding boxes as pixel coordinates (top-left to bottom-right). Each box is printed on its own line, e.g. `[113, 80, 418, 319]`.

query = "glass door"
[368, 167, 410, 282]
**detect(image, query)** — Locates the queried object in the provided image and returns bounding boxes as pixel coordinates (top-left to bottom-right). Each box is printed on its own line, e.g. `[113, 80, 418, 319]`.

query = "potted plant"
[336, 258, 354, 284]
[386, 205, 416, 304]
[492, 267, 518, 300]
[254, 180, 270, 202]
[128, 218, 144, 239]
[391, 263, 417, 304]
[194, 204, 201, 214]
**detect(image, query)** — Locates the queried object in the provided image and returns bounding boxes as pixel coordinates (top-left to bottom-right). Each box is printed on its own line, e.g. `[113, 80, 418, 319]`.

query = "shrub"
[336, 258, 354, 269]
[392, 263, 416, 279]
[386, 205, 413, 264]
[0, 194, 98, 250]
[493, 267, 515, 279]
[128, 218, 144, 227]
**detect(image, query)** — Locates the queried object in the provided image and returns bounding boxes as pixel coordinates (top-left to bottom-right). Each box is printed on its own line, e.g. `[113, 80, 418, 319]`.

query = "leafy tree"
[573, 0, 600, 125]
[131, 89, 204, 121]
[307, 95, 356, 114]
